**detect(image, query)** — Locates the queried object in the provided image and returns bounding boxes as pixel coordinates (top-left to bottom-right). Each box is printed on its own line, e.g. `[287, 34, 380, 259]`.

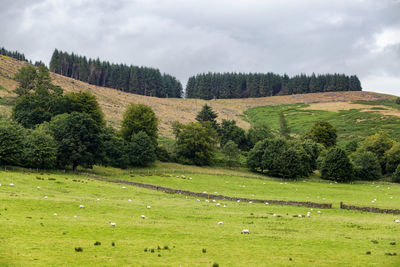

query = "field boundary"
[340, 202, 400, 214]
[85, 173, 333, 209]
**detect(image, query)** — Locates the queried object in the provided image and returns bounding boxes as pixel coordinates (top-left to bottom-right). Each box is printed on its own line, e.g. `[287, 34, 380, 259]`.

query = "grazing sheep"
[249, 201, 253, 204]
[265, 202, 269, 205]
[197, 199, 200, 202]
[241, 229, 250, 234]
[212, 200, 216, 203]
[53, 213, 57, 216]
[147, 205, 151, 209]
[79, 205, 85, 209]
[97, 198, 101, 201]
[189, 177, 192, 180]
[205, 200, 210, 203]
[298, 214, 302, 218]
[109, 222, 116, 227]
[141, 215, 146, 219]
[9, 183, 14, 187]
[37, 186, 41, 190]
[223, 205, 227, 208]
[317, 211, 321, 214]
[273, 213, 277, 217]
[394, 220, 400, 223]
[218, 221, 223, 225]
[214, 192, 218, 194]
[390, 197, 393, 199]
[44, 196, 48, 199]
[74, 215, 78, 218]
[128, 199, 132, 202]
[215, 203, 221, 207]
[181, 175, 186, 178]
[203, 191, 207, 194]
[237, 200, 240, 203]
[122, 186, 126, 189]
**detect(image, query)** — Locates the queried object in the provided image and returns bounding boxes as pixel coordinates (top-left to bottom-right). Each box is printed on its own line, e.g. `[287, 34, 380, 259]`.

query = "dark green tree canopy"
[121, 103, 158, 144]
[321, 147, 354, 182]
[305, 121, 337, 148]
[351, 151, 381, 181]
[13, 65, 37, 96]
[126, 131, 156, 167]
[65, 91, 105, 127]
[186, 72, 362, 100]
[247, 121, 274, 148]
[49, 112, 102, 171]
[196, 104, 218, 129]
[219, 119, 248, 150]
[173, 122, 218, 166]
[0, 118, 25, 166]
[49, 49, 183, 98]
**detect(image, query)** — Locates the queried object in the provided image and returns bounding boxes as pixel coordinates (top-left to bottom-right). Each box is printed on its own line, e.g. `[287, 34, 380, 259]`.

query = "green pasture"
[244, 100, 400, 145]
[1, 167, 400, 266]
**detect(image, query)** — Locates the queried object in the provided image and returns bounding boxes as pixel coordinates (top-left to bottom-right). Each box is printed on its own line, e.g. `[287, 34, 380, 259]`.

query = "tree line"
[185, 72, 362, 99]
[1, 47, 28, 62]
[49, 49, 183, 98]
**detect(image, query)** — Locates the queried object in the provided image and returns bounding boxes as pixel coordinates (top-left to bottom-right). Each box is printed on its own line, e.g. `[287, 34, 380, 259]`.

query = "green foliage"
[385, 142, 400, 174]
[156, 145, 170, 162]
[357, 131, 394, 173]
[279, 112, 290, 139]
[173, 122, 217, 166]
[392, 164, 400, 183]
[247, 138, 313, 179]
[49, 49, 182, 98]
[65, 91, 105, 127]
[127, 131, 156, 167]
[0, 118, 25, 165]
[49, 112, 102, 171]
[22, 127, 58, 169]
[306, 121, 337, 148]
[351, 151, 381, 181]
[396, 97, 400, 105]
[0, 47, 28, 61]
[222, 140, 240, 167]
[186, 72, 361, 99]
[345, 139, 359, 154]
[121, 103, 158, 144]
[219, 119, 248, 150]
[14, 65, 37, 96]
[195, 104, 219, 130]
[296, 139, 320, 172]
[247, 121, 273, 148]
[12, 66, 66, 128]
[100, 127, 129, 169]
[321, 147, 354, 182]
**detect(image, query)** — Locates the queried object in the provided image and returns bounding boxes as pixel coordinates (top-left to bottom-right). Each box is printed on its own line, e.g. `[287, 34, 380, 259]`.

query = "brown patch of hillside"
[0, 56, 396, 137]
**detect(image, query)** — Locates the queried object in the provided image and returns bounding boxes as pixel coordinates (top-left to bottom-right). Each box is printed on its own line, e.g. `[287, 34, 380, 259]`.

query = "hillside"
[0, 55, 396, 137]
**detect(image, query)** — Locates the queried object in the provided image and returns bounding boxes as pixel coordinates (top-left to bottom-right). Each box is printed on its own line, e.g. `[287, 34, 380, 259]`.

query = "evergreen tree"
[195, 104, 219, 130]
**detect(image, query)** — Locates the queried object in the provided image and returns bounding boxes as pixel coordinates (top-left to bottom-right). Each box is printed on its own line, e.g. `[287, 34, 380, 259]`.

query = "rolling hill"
[0, 55, 397, 137]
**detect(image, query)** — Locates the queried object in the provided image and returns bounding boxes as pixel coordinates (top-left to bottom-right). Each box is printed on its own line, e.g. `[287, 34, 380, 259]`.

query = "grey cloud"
[0, 0, 399, 95]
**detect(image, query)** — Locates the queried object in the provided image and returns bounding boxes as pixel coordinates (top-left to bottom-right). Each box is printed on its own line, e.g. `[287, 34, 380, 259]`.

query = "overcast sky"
[1, 0, 399, 96]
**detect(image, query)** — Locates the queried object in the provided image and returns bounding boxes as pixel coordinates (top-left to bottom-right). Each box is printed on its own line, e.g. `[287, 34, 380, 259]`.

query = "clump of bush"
[321, 147, 354, 182]
[392, 164, 400, 183]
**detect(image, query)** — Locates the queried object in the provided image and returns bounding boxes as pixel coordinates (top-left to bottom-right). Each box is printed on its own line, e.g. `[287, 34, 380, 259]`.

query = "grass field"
[245, 99, 400, 145]
[1, 166, 400, 266]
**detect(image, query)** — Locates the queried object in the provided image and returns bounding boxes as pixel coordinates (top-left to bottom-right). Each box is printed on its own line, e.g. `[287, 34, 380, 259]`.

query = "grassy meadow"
[1, 165, 400, 266]
[245, 99, 400, 145]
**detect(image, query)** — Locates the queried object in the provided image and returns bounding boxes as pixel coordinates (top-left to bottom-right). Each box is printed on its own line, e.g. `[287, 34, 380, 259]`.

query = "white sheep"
[37, 186, 40, 190]
[241, 229, 250, 234]
[141, 215, 146, 219]
[205, 200, 210, 203]
[223, 205, 227, 208]
[317, 211, 321, 214]
[237, 200, 240, 203]
[218, 221, 223, 225]
[395, 219, 400, 223]
[109, 222, 116, 227]
[215, 203, 221, 206]
[249, 201, 253, 204]
[212, 200, 216, 203]
[273, 213, 277, 217]
[298, 214, 302, 218]
[128, 199, 132, 202]
[97, 198, 101, 201]
[122, 186, 126, 189]
[44, 196, 48, 199]
[53, 213, 57, 216]
[265, 202, 269, 205]
[9, 183, 14, 187]
[79, 205, 85, 209]
[74, 215, 78, 218]
[197, 199, 200, 202]
[189, 177, 192, 180]
[147, 205, 151, 209]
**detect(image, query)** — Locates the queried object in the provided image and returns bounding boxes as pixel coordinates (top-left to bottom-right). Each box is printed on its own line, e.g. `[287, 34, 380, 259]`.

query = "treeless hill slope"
[0, 55, 395, 137]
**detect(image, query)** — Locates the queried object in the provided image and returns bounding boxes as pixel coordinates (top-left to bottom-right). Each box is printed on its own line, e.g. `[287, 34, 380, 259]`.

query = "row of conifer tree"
[2, 47, 362, 99]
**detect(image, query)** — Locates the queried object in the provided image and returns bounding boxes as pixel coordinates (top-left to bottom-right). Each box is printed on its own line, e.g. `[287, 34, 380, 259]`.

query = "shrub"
[156, 145, 170, 162]
[222, 140, 240, 167]
[127, 131, 156, 167]
[247, 121, 274, 148]
[219, 119, 248, 150]
[22, 127, 58, 169]
[396, 97, 400, 105]
[305, 121, 337, 148]
[385, 142, 400, 174]
[121, 103, 158, 145]
[392, 164, 400, 183]
[0, 118, 25, 166]
[173, 122, 217, 166]
[321, 147, 354, 182]
[351, 151, 381, 181]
